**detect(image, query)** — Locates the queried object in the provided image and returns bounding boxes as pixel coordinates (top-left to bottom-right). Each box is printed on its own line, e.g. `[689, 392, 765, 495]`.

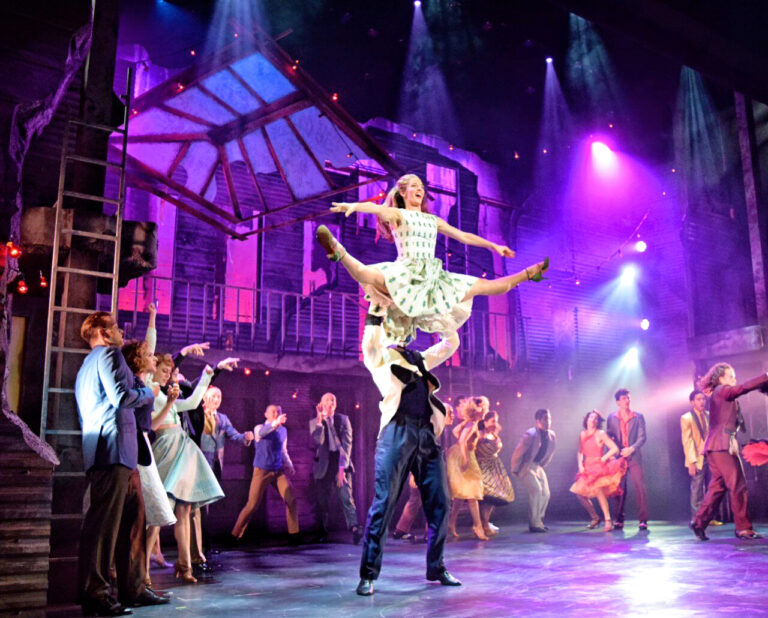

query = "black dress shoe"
[193, 560, 213, 574]
[529, 526, 547, 533]
[427, 570, 462, 586]
[356, 578, 374, 596]
[690, 522, 709, 541]
[392, 529, 407, 539]
[129, 588, 171, 607]
[82, 596, 133, 616]
[613, 522, 624, 530]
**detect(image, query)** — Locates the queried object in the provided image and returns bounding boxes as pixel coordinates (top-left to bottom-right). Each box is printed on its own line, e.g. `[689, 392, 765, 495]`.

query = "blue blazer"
[75, 346, 155, 472]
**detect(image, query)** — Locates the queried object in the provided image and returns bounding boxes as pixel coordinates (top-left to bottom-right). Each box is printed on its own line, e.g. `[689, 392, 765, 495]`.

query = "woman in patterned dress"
[476, 410, 515, 537]
[570, 410, 627, 532]
[317, 174, 548, 345]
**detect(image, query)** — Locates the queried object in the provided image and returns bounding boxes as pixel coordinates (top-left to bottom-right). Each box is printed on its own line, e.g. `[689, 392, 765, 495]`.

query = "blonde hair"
[202, 386, 222, 411]
[376, 174, 429, 242]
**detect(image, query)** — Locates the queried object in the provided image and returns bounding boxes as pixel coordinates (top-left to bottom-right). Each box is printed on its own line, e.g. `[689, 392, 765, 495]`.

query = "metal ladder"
[40, 67, 134, 451]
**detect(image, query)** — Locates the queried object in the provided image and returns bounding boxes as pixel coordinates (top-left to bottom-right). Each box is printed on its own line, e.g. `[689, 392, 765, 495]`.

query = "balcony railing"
[116, 275, 517, 371]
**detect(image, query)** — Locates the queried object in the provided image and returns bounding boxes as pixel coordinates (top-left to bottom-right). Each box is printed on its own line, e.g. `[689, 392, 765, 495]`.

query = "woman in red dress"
[570, 410, 627, 531]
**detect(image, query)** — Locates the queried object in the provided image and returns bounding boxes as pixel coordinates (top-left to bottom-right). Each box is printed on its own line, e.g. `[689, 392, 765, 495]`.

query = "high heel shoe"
[447, 527, 460, 540]
[587, 518, 600, 529]
[174, 561, 197, 584]
[526, 257, 550, 282]
[472, 525, 489, 541]
[316, 225, 346, 262]
[150, 553, 171, 568]
[603, 519, 614, 532]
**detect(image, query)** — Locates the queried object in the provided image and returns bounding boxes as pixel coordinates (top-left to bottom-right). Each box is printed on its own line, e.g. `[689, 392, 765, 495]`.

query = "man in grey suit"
[75, 312, 168, 615]
[606, 388, 649, 531]
[509, 409, 557, 533]
[309, 392, 361, 543]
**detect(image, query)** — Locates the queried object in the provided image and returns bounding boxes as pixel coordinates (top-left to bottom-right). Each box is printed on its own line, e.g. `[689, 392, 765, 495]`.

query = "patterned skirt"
[446, 444, 484, 501]
[569, 457, 627, 499]
[476, 442, 515, 505]
[138, 432, 177, 527]
[152, 426, 224, 509]
[370, 257, 476, 343]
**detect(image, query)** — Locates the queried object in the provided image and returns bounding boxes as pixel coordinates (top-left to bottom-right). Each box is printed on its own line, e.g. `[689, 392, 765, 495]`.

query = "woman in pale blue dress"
[317, 174, 548, 345]
[150, 355, 223, 583]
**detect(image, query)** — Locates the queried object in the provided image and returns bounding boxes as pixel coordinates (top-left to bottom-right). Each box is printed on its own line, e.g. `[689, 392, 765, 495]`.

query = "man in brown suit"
[691, 363, 768, 540]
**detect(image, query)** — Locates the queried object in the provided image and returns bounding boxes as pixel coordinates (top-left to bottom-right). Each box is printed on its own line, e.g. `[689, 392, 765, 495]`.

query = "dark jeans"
[313, 450, 358, 531]
[78, 465, 146, 605]
[612, 458, 648, 523]
[694, 451, 751, 531]
[359, 416, 449, 580]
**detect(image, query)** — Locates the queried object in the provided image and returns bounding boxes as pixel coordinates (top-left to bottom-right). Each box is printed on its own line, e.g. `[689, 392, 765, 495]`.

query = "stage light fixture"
[545, 57, 553, 64]
[244, 368, 251, 375]
[16, 277, 28, 295]
[640, 319, 650, 331]
[39, 271, 48, 288]
[264, 370, 270, 376]
[414, 0, 421, 7]
[619, 264, 637, 285]
[635, 240, 647, 253]
[621, 346, 639, 369]
[6, 241, 21, 258]
[515, 391, 523, 398]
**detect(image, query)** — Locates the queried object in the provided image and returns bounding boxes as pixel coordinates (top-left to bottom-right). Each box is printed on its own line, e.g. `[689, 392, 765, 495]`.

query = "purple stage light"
[590, 140, 618, 175]
[546, 57, 553, 64]
[414, 0, 421, 7]
[640, 318, 650, 331]
[635, 240, 647, 253]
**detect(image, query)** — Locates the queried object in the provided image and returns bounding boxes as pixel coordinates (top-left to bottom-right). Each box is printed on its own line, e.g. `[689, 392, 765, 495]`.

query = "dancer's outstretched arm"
[331, 202, 403, 227]
[436, 217, 515, 258]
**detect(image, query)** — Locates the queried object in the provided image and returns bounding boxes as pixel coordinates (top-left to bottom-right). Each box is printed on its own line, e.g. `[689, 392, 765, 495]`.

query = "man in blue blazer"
[75, 312, 168, 615]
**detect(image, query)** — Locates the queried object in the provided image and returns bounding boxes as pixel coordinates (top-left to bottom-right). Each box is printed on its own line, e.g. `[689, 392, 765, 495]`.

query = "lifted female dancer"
[316, 173, 548, 344]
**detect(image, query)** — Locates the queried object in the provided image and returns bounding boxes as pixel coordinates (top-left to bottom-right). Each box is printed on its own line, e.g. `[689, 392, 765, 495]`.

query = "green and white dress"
[371, 209, 476, 343]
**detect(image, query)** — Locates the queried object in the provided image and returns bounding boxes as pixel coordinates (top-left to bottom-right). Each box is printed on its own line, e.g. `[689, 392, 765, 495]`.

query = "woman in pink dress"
[570, 410, 627, 531]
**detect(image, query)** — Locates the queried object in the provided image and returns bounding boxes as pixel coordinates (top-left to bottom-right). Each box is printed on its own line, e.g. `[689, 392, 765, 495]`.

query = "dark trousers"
[689, 466, 707, 518]
[313, 450, 358, 531]
[612, 458, 648, 523]
[78, 465, 146, 605]
[359, 416, 449, 580]
[694, 451, 751, 531]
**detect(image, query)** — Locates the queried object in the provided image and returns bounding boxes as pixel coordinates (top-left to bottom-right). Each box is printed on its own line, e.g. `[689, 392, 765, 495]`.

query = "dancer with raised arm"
[316, 174, 548, 345]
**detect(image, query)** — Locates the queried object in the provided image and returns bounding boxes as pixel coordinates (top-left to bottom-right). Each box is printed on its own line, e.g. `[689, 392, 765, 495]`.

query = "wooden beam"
[237, 137, 268, 211]
[167, 141, 191, 178]
[206, 91, 311, 145]
[260, 126, 296, 202]
[197, 82, 242, 119]
[240, 173, 392, 223]
[158, 103, 216, 128]
[284, 116, 335, 190]
[130, 176, 245, 240]
[125, 154, 241, 224]
[226, 66, 267, 106]
[199, 156, 219, 200]
[125, 133, 209, 144]
[217, 145, 242, 219]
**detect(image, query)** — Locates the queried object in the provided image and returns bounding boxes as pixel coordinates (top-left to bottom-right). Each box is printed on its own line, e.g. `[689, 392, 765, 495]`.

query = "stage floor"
[50, 522, 768, 617]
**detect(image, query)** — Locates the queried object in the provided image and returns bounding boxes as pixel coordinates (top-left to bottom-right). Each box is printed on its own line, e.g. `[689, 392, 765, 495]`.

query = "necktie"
[325, 418, 339, 452]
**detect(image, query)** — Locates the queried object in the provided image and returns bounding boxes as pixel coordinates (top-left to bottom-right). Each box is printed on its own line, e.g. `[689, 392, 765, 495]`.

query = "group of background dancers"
[73, 173, 768, 613]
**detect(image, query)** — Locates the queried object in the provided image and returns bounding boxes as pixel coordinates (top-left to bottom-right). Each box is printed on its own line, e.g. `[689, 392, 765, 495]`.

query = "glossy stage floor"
[50, 522, 768, 617]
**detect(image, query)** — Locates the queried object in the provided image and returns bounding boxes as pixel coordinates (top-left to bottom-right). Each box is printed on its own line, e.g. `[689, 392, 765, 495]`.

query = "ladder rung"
[47, 388, 75, 395]
[69, 119, 125, 134]
[62, 190, 120, 206]
[51, 346, 90, 354]
[45, 429, 81, 435]
[54, 471, 86, 478]
[53, 306, 98, 315]
[57, 267, 115, 279]
[65, 154, 121, 169]
[51, 513, 84, 520]
[61, 228, 118, 242]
